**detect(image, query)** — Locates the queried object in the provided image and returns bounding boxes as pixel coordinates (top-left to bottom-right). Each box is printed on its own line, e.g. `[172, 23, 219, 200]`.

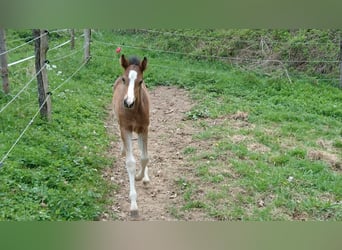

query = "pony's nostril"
[124, 99, 134, 108]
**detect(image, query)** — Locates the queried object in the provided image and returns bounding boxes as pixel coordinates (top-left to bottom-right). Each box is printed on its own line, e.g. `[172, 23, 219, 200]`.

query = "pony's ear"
[140, 57, 147, 72]
[120, 54, 129, 69]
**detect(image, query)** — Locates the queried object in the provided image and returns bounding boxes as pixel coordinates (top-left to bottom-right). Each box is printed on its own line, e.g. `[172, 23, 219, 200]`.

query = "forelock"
[128, 56, 141, 66]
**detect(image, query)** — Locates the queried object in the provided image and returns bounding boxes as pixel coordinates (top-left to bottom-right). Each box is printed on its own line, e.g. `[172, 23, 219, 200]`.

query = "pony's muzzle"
[124, 99, 134, 109]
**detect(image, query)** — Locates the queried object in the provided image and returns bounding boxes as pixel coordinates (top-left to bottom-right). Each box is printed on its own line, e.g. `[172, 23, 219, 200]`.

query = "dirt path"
[101, 85, 342, 221]
[103, 86, 201, 221]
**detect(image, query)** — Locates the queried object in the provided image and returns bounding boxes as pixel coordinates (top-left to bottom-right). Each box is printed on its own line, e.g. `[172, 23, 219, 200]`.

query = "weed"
[186, 107, 210, 120]
[333, 140, 342, 149]
[183, 146, 197, 155]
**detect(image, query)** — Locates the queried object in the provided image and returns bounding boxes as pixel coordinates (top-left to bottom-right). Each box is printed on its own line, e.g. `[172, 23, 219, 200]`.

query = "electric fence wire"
[136, 29, 341, 46]
[0, 60, 88, 167]
[0, 95, 51, 168]
[92, 39, 340, 64]
[0, 32, 47, 56]
[92, 35, 340, 85]
[7, 37, 75, 68]
[0, 29, 70, 57]
[0, 63, 47, 114]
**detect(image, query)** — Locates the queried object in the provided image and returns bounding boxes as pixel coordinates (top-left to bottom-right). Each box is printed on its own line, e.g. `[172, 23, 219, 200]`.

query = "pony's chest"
[119, 111, 149, 126]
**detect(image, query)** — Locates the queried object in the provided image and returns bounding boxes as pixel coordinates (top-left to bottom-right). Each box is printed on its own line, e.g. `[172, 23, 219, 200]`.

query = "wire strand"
[7, 38, 75, 68]
[49, 47, 83, 62]
[0, 95, 50, 167]
[50, 60, 88, 93]
[4, 29, 68, 46]
[92, 39, 340, 64]
[0, 63, 47, 114]
[0, 32, 47, 56]
[49, 29, 69, 34]
[0, 60, 87, 167]
[135, 29, 341, 46]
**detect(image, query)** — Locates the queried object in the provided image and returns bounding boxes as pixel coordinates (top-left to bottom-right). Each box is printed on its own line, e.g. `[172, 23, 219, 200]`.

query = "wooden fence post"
[0, 28, 9, 94]
[84, 29, 91, 62]
[70, 29, 75, 50]
[33, 29, 51, 120]
[339, 34, 342, 89]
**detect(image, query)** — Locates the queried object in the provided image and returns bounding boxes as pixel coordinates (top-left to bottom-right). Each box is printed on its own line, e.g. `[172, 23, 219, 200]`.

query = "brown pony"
[112, 54, 150, 217]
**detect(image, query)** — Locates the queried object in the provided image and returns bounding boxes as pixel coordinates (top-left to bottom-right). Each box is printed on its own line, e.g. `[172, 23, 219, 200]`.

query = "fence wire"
[0, 63, 47, 114]
[0, 59, 87, 167]
[92, 30, 341, 86]
[0, 31, 47, 56]
[1, 29, 341, 168]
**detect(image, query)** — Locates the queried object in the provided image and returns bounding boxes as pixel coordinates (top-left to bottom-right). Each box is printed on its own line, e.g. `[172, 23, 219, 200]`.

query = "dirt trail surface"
[103, 86, 204, 221]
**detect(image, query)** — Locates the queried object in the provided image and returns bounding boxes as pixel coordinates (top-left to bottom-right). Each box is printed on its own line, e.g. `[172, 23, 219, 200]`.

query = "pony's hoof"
[142, 179, 150, 185]
[130, 209, 139, 218]
[135, 174, 143, 181]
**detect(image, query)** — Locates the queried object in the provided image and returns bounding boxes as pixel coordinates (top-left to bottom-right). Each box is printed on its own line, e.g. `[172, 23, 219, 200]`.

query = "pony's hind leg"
[121, 129, 138, 216]
[136, 132, 150, 184]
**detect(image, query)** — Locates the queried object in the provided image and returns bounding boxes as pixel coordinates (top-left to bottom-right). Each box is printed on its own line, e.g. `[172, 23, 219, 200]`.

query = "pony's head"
[120, 54, 147, 109]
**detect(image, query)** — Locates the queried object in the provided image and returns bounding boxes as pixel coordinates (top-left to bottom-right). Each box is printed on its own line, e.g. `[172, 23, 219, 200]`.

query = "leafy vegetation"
[114, 29, 340, 83]
[0, 29, 341, 221]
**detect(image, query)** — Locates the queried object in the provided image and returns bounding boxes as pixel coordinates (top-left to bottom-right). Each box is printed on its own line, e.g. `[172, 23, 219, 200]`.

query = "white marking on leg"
[126, 70, 137, 106]
[120, 142, 126, 156]
[143, 167, 150, 184]
[136, 133, 149, 183]
[124, 132, 138, 212]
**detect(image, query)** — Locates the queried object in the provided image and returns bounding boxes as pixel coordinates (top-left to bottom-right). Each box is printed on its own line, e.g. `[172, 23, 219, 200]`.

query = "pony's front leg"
[120, 142, 126, 156]
[122, 130, 138, 216]
[136, 132, 150, 184]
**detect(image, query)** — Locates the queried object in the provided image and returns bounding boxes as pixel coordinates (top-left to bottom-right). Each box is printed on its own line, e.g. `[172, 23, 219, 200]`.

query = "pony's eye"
[139, 80, 143, 84]
[122, 77, 125, 83]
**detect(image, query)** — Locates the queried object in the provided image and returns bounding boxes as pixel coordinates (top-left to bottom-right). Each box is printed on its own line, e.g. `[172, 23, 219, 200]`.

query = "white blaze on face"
[126, 70, 138, 106]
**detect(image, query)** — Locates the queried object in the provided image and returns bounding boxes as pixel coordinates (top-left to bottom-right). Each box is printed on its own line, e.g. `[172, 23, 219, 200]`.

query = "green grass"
[0, 30, 117, 220]
[108, 29, 341, 221]
[1, 29, 341, 221]
[175, 71, 342, 220]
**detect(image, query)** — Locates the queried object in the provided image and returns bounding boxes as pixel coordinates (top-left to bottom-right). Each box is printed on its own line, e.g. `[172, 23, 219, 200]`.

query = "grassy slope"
[185, 75, 342, 220]
[97, 30, 342, 220]
[0, 29, 341, 220]
[0, 30, 117, 220]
